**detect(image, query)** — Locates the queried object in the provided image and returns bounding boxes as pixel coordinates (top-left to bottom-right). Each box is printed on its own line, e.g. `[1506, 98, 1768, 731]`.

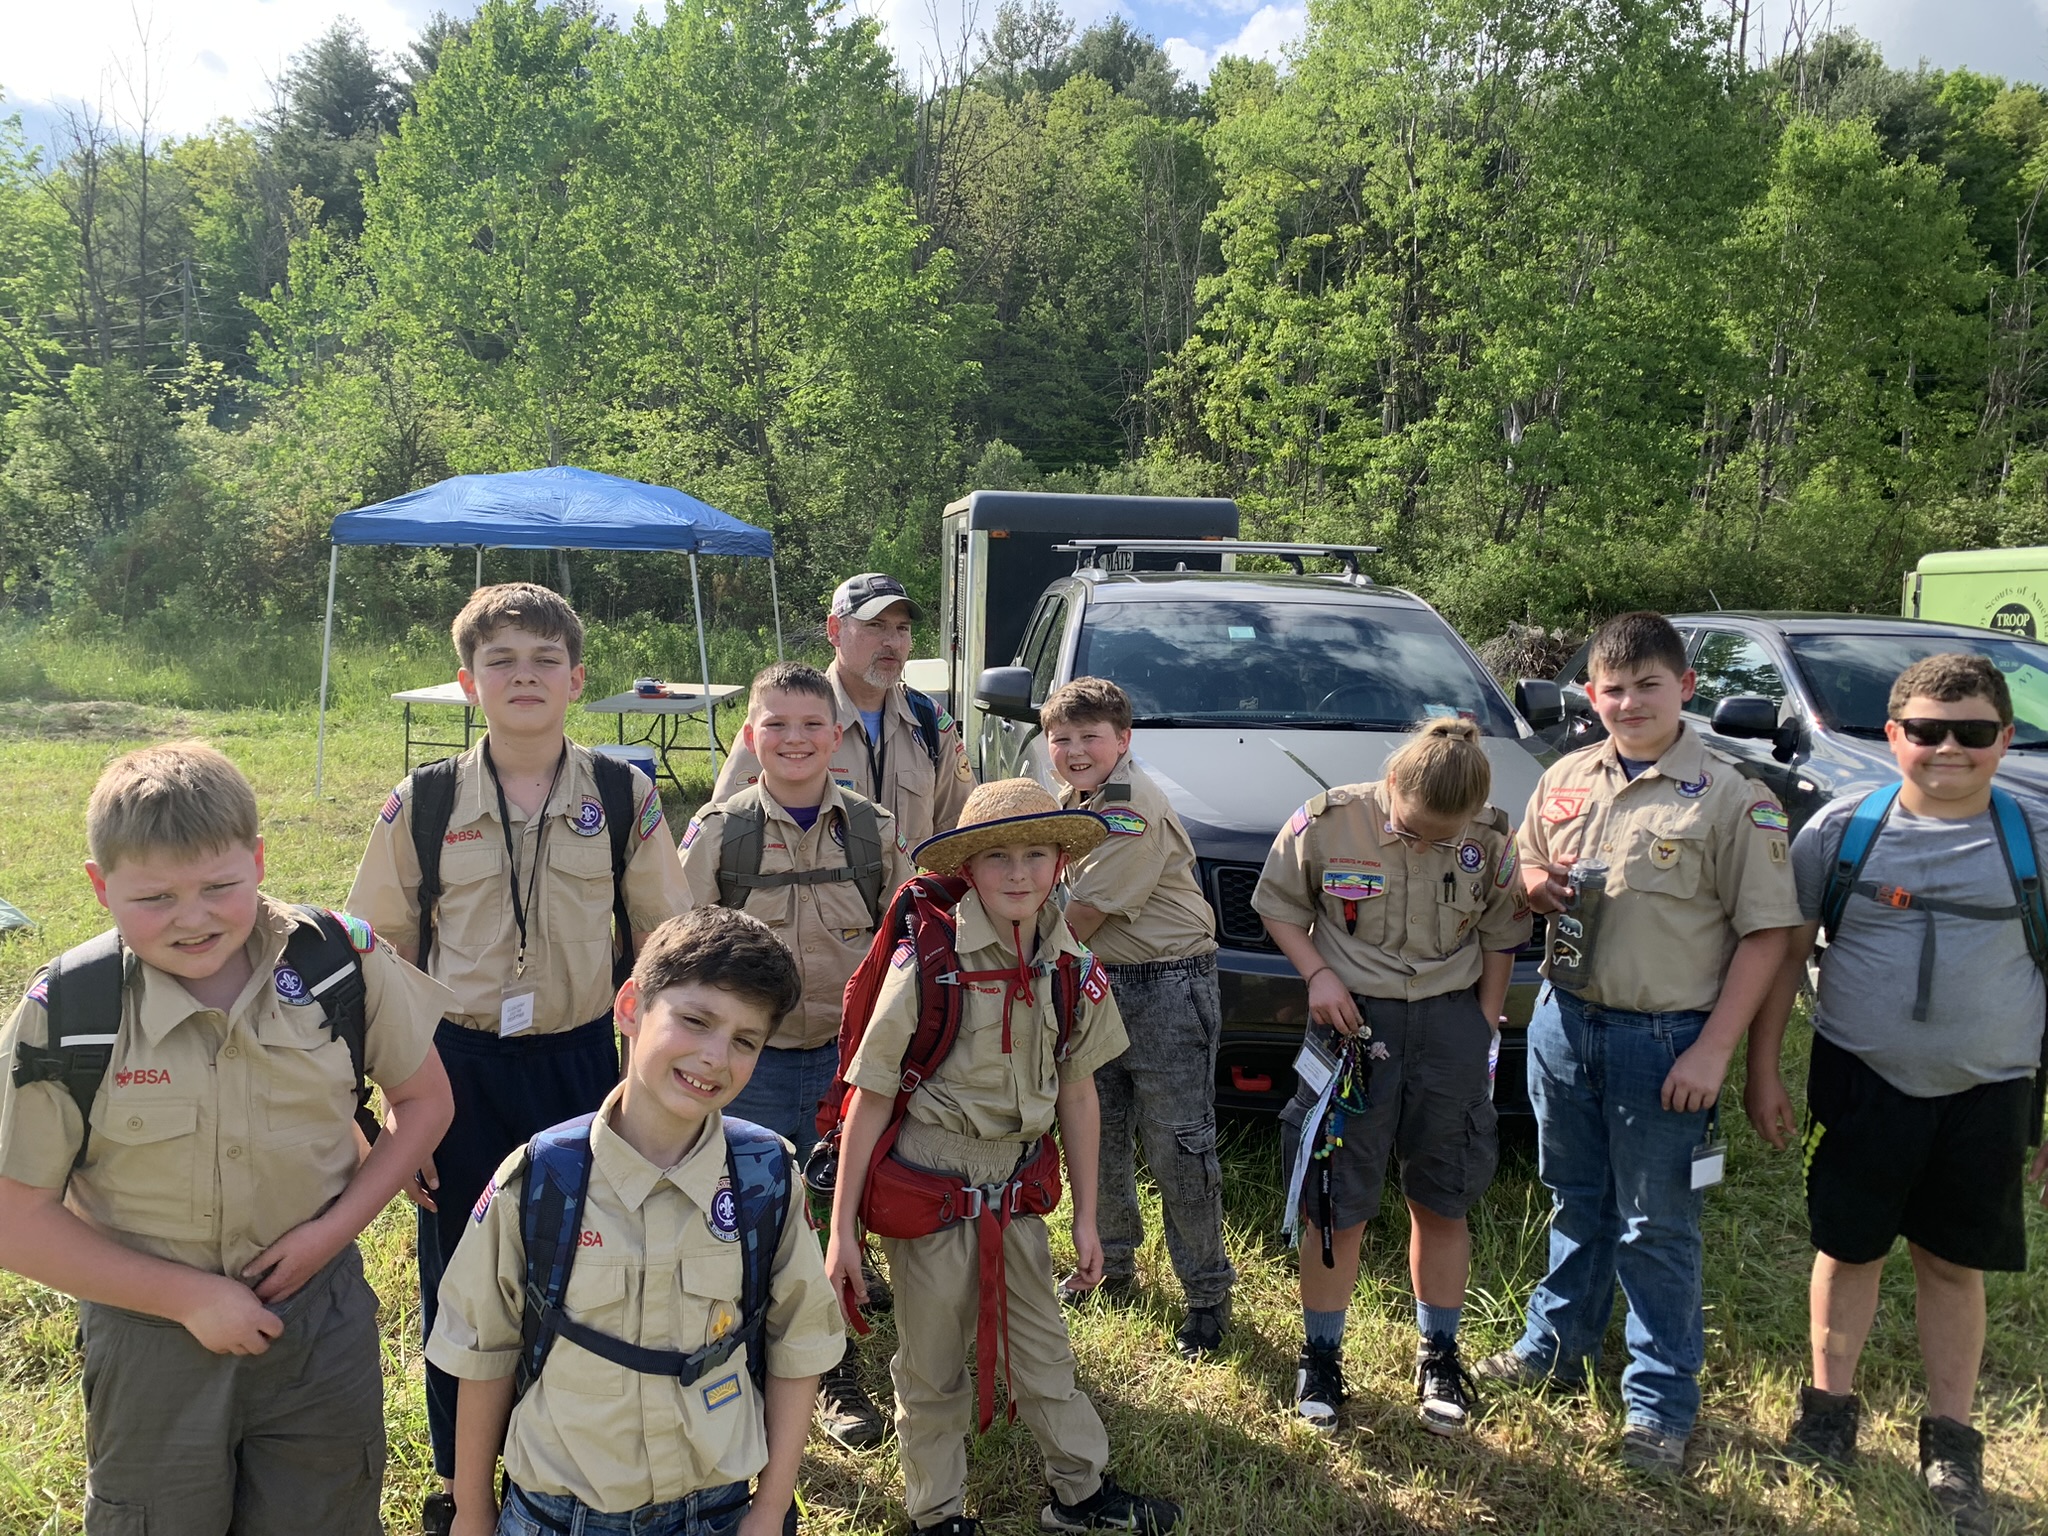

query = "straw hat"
[912, 778, 1109, 874]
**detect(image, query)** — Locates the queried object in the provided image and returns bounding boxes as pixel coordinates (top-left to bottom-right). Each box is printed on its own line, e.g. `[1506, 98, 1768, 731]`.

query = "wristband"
[1302, 965, 1333, 988]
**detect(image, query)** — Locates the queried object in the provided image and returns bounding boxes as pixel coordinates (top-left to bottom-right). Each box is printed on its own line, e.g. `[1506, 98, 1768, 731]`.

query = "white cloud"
[1159, 2, 1305, 84]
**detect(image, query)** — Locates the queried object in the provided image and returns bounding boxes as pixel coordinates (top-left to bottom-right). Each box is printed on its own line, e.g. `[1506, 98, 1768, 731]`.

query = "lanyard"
[860, 711, 887, 792]
[483, 740, 567, 980]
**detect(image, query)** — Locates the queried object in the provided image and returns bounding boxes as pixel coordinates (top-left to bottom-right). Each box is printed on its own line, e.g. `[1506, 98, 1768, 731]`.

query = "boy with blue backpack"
[428, 907, 844, 1536]
[1748, 652, 2048, 1535]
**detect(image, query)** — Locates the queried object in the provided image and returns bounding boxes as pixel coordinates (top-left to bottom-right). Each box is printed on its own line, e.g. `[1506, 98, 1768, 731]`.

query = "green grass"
[0, 633, 2044, 1534]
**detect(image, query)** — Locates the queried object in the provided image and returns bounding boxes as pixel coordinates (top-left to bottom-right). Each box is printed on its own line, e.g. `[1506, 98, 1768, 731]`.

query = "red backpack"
[807, 872, 1093, 1431]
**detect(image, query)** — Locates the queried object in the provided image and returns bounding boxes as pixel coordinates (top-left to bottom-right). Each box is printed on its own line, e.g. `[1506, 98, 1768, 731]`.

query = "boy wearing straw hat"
[823, 780, 1183, 1535]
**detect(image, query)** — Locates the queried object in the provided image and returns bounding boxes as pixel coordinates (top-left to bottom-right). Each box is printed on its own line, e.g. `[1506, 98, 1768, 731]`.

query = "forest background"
[2, 0, 2047, 667]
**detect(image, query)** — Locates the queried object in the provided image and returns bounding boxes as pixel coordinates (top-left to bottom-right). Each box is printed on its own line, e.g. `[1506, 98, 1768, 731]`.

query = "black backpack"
[712, 786, 888, 924]
[407, 751, 642, 983]
[12, 906, 378, 1173]
[902, 687, 947, 773]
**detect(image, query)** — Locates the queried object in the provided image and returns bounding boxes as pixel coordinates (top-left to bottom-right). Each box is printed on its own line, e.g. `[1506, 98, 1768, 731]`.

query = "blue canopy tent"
[314, 466, 781, 794]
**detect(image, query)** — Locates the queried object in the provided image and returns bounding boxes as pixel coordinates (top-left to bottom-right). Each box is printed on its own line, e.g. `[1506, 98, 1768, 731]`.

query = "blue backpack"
[515, 1113, 792, 1399]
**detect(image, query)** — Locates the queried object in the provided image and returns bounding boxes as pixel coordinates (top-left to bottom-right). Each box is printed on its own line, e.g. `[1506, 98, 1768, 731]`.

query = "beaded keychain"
[1310, 1029, 1375, 1267]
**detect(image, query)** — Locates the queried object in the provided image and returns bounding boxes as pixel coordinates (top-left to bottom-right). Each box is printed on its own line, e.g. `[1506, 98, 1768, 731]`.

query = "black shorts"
[1803, 1032, 2033, 1273]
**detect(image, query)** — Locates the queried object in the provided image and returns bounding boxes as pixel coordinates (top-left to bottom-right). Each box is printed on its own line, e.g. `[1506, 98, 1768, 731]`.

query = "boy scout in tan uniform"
[344, 583, 692, 1525]
[1042, 678, 1231, 1358]
[825, 781, 1182, 1535]
[0, 742, 455, 1536]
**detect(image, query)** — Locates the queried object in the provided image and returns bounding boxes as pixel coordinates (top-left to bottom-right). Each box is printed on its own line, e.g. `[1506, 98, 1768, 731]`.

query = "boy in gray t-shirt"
[1748, 653, 2048, 1536]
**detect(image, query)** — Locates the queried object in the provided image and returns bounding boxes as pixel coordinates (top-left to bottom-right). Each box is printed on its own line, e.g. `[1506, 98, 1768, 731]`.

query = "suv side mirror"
[976, 666, 1037, 723]
[1711, 694, 1779, 739]
[1515, 678, 1563, 730]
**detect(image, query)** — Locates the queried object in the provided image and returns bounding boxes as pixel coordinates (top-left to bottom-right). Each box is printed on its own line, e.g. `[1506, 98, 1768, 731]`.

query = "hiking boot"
[1618, 1423, 1688, 1479]
[861, 1255, 893, 1314]
[910, 1519, 983, 1536]
[1920, 1415, 1994, 1535]
[1414, 1334, 1479, 1436]
[1059, 1273, 1137, 1308]
[1781, 1386, 1859, 1476]
[421, 1491, 456, 1536]
[1173, 1301, 1229, 1360]
[1472, 1347, 1561, 1388]
[1039, 1474, 1181, 1532]
[816, 1359, 889, 1451]
[1293, 1341, 1345, 1433]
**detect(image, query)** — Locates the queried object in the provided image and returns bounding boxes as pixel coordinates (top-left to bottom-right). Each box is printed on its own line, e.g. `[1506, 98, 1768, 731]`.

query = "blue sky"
[3, 0, 2045, 148]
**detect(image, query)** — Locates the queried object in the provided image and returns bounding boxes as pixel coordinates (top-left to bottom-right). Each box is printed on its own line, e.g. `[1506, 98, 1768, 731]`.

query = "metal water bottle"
[1547, 858, 1609, 993]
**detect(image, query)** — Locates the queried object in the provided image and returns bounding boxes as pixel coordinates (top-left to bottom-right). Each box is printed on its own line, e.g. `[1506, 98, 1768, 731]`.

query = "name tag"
[499, 987, 537, 1038]
[1690, 1139, 1726, 1190]
[1293, 1032, 1340, 1098]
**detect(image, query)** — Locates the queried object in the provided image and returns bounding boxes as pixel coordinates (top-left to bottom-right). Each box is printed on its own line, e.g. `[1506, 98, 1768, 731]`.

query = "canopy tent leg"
[314, 543, 340, 798]
[768, 556, 784, 661]
[475, 546, 483, 589]
[688, 551, 720, 774]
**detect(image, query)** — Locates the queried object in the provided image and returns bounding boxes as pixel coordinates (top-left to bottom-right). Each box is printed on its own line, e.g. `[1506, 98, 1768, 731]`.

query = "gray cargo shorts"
[1279, 986, 1499, 1229]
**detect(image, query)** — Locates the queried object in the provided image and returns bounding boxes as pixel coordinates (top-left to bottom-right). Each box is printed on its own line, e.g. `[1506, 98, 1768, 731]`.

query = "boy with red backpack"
[820, 779, 1182, 1535]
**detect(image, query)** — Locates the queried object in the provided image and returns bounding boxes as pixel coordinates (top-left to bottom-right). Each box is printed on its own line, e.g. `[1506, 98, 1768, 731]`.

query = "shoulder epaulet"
[1475, 804, 1511, 834]
[1098, 783, 1133, 804]
[1306, 790, 1331, 818]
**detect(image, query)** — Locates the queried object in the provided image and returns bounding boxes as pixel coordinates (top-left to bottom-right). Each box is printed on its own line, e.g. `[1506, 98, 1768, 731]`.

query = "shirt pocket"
[1621, 811, 1708, 901]
[547, 834, 618, 1005]
[1317, 867, 1391, 949]
[1434, 880, 1488, 956]
[254, 1008, 356, 1136]
[548, 1261, 630, 1398]
[435, 837, 507, 946]
[88, 1100, 202, 1236]
[812, 878, 877, 942]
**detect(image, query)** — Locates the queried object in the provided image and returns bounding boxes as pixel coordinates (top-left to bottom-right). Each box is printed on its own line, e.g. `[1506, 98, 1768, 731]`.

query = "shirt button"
[227, 1145, 242, 1159]
[127, 1116, 143, 1130]
[223, 1045, 239, 1059]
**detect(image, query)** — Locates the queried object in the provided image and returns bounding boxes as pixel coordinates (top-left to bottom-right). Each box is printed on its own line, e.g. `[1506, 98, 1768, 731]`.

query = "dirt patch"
[0, 700, 198, 742]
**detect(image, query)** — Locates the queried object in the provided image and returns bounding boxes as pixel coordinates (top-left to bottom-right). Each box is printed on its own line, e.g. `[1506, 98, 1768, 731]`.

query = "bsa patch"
[273, 965, 311, 1004]
[1287, 804, 1312, 837]
[891, 939, 915, 970]
[635, 787, 662, 841]
[1768, 839, 1787, 864]
[1494, 843, 1518, 889]
[331, 911, 375, 953]
[834, 775, 857, 790]
[1101, 808, 1148, 838]
[1676, 771, 1712, 799]
[1748, 802, 1789, 832]
[708, 1178, 740, 1242]
[572, 798, 605, 836]
[26, 976, 48, 1005]
[701, 1372, 743, 1412]
[830, 818, 847, 848]
[1457, 840, 1485, 873]
[1322, 871, 1386, 900]
[379, 789, 403, 825]
[1541, 788, 1591, 824]
[471, 1183, 495, 1224]
[1081, 956, 1110, 1004]
[681, 817, 703, 851]
[1649, 840, 1682, 870]
[839, 928, 866, 942]
[937, 709, 956, 732]
[896, 830, 909, 854]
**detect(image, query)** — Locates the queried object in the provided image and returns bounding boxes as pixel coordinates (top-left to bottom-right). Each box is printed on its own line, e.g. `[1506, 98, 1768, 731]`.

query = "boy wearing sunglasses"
[1749, 652, 2048, 1535]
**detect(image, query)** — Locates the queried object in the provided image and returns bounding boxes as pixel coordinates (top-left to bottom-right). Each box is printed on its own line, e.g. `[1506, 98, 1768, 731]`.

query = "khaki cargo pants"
[79, 1243, 384, 1536]
[882, 1120, 1111, 1526]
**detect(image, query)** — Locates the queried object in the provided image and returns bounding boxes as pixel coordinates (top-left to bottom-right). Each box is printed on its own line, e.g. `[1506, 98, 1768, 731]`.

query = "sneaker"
[421, 1492, 456, 1536]
[861, 1255, 893, 1314]
[1920, 1415, 1994, 1535]
[1472, 1348, 1576, 1389]
[1058, 1273, 1137, 1308]
[910, 1519, 983, 1536]
[1414, 1334, 1478, 1436]
[1039, 1474, 1181, 1532]
[816, 1358, 889, 1451]
[1781, 1385, 1859, 1475]
[1293, 1342, 1345, 1433]
[1618, 1422, 1688, 1479]
[1174, 1301, 1229, 1360]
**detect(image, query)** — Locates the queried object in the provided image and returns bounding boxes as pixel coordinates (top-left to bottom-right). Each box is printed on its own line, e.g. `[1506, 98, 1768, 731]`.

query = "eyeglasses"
[1895, 717, 2005, 749]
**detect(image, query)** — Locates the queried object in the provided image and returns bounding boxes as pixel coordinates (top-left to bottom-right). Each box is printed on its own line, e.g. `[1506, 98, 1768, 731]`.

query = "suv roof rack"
[1055, 539, 1382, 580]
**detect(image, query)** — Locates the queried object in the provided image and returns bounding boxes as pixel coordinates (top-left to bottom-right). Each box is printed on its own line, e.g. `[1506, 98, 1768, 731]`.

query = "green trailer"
[1902, 547, 2048, 638]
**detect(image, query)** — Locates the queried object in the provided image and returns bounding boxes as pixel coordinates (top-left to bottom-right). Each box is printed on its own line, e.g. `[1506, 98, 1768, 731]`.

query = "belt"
[1102, 952, 1217, 981]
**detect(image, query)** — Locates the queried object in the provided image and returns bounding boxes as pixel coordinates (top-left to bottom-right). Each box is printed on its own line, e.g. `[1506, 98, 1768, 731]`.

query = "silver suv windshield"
[1790, 632, 2048, 747]
[1072, 598, 1518, 733]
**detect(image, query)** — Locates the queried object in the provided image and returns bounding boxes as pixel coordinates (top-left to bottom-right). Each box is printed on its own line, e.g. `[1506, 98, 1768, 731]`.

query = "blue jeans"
[497, 1482, 769, 1536]
[726, 1040, 839, 1151]
[1513, 989, 1713, 1437]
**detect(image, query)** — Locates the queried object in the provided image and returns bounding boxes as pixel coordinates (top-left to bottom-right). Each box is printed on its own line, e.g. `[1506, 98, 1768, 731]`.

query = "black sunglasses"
[1895, 717, 2005, 749]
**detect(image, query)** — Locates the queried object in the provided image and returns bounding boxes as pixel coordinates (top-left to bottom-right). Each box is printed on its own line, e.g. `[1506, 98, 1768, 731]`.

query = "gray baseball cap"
[830, 572, 925, 623]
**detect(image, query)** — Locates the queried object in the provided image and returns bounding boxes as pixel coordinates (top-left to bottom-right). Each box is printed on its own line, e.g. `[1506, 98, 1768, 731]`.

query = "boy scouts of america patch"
[1457, 840, 1484, 873]
[938, 710, 956, 732]
[1287, 804, 1312, 837]
[26, 976, 48, 1005]
[1541, 788, 1590, 823]
[1494, 843, 1518, 888]
[572, 798, 605, 836]
[892, 939, 916, 969]
[1649, 839, 1682, 870]
[636, 787, 662, 841]
[681, 817, 703, 850]
[472, 1183, 495, 1224]
[1081, 956, 1110, 1003]
[701, 1372, 743, 1412]
[1748, 802, 1789, 832]
[830, 818, 846, 848]
[1101, 808, 1148, 837]
[380, 789, 404, 824]
[1677, 771, 1712, 798]
[273, 966, 311, 1004]
[1323, 870, 1386, 899]
[331, 911, 376, 952]
[709, 1177, 740, 1241]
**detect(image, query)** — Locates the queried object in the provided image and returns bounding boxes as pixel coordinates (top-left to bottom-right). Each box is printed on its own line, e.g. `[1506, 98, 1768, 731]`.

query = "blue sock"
[1416, 1301, 1462, 1343]
[1304, 1307, 1346, 1350]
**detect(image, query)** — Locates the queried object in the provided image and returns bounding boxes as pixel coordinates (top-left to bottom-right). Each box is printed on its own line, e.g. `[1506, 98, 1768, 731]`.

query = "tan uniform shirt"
[1057, 756, 1217, 966]
[711, 666, 974, 854]
[846, 892, 1127, 1142]
[0, 895, 449, 1278]
[678, 783, 913, 1051]
[1252, 780, 1533, 1001]
[427, 1086, 844, 1510]
[1515, 725, 1800, 1014]
[347, 741, 691, 1033]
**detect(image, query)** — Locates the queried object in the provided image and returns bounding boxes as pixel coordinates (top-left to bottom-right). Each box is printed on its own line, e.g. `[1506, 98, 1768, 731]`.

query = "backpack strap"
[1987, 786, 2048, 1147]
[590, 754, 640, 984]
[1820, 784, 1900, 941]
[11, 930, 127, 1175]
[716, 791, 887, 921]
[407, 757, 461, 973]
[283, 906, 380, 1144]
[904, 687, 945, 772]
[715, 800, 767, 910]
[517, 1113, 600, 1396]
[722, 1117, 794, 1389]
[843, 800, 887, 925]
